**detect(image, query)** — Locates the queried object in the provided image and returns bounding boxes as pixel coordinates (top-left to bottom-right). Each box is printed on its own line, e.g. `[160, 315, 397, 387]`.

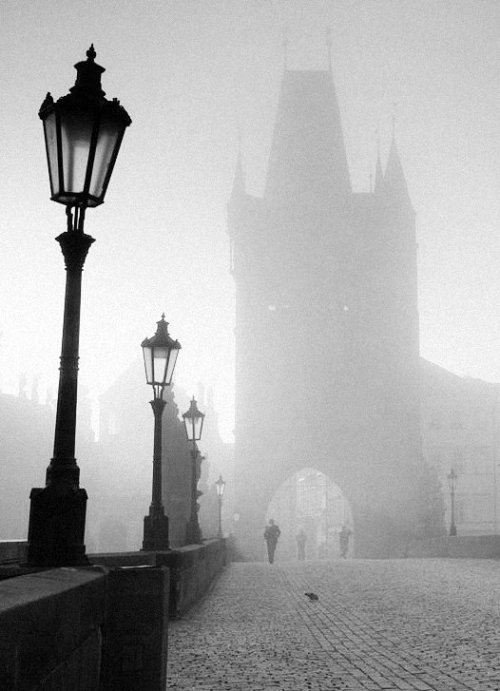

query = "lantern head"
[141, 315, 181, 397]
[447, 468, 458, 489]
[215, 474, 226, 498]
[182, 397, 205, 442]
[39, 45, 132, 210]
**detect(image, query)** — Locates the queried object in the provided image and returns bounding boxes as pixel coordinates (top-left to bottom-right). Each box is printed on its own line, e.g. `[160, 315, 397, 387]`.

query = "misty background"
[2, 0, 500, 453]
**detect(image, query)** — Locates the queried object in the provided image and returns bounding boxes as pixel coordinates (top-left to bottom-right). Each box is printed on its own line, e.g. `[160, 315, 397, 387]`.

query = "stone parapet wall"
[408, 535, 500, 559]
[99, 567, 169, 691]
[90, 538, 227, 618]
[0, 540, 28, 565]
[0, 565, 170, 691]
[0, 568, 106, 691]
[158, 539, 227, 618]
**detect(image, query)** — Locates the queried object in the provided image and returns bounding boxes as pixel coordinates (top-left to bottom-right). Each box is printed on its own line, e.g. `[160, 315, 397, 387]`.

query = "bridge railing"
[0, 538, 226, 690]
[408, 534, 500, 559]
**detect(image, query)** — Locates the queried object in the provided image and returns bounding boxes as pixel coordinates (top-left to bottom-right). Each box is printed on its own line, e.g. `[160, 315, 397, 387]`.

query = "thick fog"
[2, 1, 500, 447]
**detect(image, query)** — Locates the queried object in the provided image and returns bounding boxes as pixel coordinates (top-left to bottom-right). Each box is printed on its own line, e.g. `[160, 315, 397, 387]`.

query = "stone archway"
[265, 468, 353, 562]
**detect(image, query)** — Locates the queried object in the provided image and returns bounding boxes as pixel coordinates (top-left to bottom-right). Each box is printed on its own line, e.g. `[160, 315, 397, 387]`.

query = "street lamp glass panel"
[60, 109, 95, 200]
[89, 112, 125, 200]
[142, 345, 175, 387]
[142, 344, 153, 384]
[42, 112, 59, 197]
[152, 347, 169, 385]
[165, 346, 179, 385]
[184, 417, 204, 442]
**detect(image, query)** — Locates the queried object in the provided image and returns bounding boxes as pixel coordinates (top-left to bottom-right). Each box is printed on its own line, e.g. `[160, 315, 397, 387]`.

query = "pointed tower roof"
[384, 136, 412, 209]
[264, 70, 351, 205]
[374, 145, 384, 195]
[230, 147, 246, 201]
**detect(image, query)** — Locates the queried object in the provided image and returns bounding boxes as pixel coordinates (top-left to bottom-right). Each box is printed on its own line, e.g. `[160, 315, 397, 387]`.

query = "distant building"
[94, 362, 231, 551]
[94, 362, 190, 551]
[0, 383, 94, 542]
[421, 359, 500, 536]
[0, 392, 53, 540]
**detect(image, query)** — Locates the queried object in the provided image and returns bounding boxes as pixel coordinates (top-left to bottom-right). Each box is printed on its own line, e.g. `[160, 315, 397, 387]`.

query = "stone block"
[0, 567, 106, 690]
[99, 566, 169, 691]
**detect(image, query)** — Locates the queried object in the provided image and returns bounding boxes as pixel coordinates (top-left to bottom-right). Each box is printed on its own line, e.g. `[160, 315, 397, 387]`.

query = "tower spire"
[384, 110, 412, 210]
[231, 124, 246, 199]
[374, 129, 384, 195]
[282, 27, 289, 71]
[392, 101, 398, 141]
[265, 69, 351, 202]
[326, 27, 332, 73]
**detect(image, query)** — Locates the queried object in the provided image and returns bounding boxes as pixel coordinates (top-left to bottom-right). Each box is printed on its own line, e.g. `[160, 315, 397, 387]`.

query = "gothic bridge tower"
[228, 67, 426, 559]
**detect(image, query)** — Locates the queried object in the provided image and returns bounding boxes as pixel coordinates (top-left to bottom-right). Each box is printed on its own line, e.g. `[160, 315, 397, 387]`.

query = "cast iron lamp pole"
[141, 315, 181, 551]
[215, 474, 226, 539]
[182, 397, 205, 544]
[447, 467, 458, 537]
[27, 45, 131, 566]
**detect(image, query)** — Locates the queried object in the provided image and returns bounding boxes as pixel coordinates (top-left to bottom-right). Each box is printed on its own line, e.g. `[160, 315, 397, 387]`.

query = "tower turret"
[374, 139, 384, 195]
[230, 147, 245, 202]
[384, 137, 413, 211]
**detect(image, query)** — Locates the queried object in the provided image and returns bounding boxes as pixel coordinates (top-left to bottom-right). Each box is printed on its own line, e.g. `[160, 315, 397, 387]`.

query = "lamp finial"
[87, 44, 96, 61]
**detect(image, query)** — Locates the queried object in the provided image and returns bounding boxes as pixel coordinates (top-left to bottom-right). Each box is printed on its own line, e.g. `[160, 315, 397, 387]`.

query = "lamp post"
[141, 315, 181, 551]
[215, 474, 226, 538]
[447, 467, 458, 537]
[182, 397, 205, 544]
[27, 45, 131, 566]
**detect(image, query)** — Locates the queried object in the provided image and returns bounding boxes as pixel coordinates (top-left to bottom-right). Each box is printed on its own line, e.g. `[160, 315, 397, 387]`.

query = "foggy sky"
[2, 0, 500, 442]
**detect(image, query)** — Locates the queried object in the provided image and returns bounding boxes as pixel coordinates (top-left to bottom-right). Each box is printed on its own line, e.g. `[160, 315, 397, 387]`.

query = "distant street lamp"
[141, 315, 181, 551]
[27, 45, 131, 566]
[182, 397, 205, 544]
[447, 467, 458, 537]
[215, 474, 226, 538]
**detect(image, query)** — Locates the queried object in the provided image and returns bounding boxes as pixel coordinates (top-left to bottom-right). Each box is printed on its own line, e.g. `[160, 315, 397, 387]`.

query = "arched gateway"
[264, 468, 353, 562]
[229, 66, 439, 560]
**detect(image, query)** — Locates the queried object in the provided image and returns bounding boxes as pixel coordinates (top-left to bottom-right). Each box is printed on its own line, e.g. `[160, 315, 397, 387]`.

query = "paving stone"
[166, 558, 500, 690]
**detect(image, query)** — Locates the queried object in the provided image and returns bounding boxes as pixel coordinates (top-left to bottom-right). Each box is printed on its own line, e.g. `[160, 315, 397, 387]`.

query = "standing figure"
[296, 529, 307, 561]
[339, 525, 352, 558]
[264, 519, 281, 564]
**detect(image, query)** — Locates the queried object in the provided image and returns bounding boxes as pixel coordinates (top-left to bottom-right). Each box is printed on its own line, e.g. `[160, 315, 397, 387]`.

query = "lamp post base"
[186, 517, 202, 545]
[26, 485, 89, 566]
[142, 511, 170, 551]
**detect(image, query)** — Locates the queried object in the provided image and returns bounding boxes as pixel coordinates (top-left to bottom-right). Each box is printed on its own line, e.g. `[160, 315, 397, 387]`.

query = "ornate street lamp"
[27, 46, 131, 566]
[182, 397, 205, 544]
[141, 315, 181, 551]
[215, 474, 226, 539]
[447, 467, 458, 537]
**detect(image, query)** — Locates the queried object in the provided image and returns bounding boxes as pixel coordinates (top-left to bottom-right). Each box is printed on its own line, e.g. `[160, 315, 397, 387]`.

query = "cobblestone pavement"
[167, 559, 500, 690]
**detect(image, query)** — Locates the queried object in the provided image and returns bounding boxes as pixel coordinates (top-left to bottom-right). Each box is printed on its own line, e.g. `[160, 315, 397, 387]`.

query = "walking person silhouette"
[264, 519, 281, 564]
